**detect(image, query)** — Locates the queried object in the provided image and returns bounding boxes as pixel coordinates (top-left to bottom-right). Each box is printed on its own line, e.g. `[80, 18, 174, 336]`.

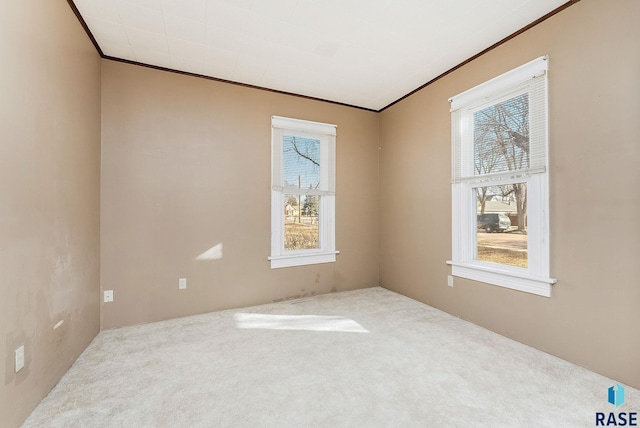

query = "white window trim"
[269, 116, 338, 269]
[447, 56, 556, 297]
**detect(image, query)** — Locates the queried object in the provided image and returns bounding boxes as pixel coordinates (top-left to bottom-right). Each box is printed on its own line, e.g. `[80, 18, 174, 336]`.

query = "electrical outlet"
[15, 345, 24, 372]
[447, 275, 454, 287]
[104, 290, 114, 302]
[179, 278, 187, 290]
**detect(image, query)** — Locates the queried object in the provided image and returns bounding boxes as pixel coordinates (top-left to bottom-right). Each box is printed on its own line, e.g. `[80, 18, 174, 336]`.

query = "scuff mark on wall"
[47, 232, 77, 319]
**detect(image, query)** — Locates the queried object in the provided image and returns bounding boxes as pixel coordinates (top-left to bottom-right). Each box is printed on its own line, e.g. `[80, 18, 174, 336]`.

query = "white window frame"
[269, 116, 338, 269]
[448, 56, 556, 297]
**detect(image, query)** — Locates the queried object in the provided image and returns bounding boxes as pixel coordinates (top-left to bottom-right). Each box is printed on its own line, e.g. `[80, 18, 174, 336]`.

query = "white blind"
[451, 57, 548, 184]
[272, 116, 336, 136]
[272, 117, 336, 194]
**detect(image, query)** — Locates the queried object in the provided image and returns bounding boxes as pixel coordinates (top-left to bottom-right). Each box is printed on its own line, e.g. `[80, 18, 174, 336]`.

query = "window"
[448, 56, 556, 297]
[269, 116, 337, 268]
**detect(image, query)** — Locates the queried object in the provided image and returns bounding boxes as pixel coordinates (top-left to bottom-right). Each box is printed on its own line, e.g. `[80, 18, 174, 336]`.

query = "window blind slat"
[452, 71, 547, 184]
[449, 56, 548, 111]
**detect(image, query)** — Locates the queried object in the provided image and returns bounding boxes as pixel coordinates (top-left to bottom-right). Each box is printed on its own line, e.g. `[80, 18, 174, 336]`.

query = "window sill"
[269, 251, 339, 269]
[446, 260, 556, 297]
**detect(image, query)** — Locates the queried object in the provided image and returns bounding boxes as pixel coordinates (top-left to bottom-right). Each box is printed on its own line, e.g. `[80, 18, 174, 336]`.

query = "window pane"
[474, 93, 529, 176]
[475, 183, 527, 268]
[284, 194, 319, 251]
[283, 135, 320, 190]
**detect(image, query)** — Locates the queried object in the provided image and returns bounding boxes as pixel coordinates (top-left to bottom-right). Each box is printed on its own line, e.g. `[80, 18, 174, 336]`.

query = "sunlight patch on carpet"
[234, 313, 369, 333]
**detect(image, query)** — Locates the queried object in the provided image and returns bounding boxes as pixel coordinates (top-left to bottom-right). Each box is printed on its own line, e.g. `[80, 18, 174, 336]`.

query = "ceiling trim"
[379, 0, 581, 112]
[66, 0, 103, 57]
[67, 0, 580, 114]
[66, 0, 377, 112]
[102, 55, 378, 112]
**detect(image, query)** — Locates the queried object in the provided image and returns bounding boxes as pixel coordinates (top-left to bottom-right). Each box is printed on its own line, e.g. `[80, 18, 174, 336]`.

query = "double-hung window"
[448, 56, 556, 297]
[270, 116, 337, 269]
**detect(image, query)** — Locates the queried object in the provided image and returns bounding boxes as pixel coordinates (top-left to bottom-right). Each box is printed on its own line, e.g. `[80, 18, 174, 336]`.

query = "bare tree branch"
[291, 137, 319, 167]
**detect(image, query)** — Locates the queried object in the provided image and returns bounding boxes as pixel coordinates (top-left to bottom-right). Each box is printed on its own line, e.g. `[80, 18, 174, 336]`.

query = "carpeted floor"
[23, 287, 639, 427]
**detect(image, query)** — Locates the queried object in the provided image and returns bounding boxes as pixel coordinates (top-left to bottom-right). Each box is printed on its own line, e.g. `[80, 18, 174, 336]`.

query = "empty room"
[2, 0, 639, 426]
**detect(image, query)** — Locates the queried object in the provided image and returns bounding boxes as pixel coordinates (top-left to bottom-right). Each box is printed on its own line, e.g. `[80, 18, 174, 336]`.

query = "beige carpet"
[23, 287, 639, 427]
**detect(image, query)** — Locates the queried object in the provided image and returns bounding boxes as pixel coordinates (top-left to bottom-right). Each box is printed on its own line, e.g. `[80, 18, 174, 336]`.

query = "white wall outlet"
[447, 275, 454, 287]
[179, 278, 187, 290]
[15, 345, 25, 372]
[104, 290, 114, 302]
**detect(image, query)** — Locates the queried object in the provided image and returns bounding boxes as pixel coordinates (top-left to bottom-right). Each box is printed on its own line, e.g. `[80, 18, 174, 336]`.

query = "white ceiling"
[72, 0, 568, 111]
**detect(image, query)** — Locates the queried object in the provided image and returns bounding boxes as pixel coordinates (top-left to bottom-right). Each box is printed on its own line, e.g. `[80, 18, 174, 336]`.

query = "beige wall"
[379, 0, 640, 389]
[0, 1, 102, 426]
[100, 60, 379, 329]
